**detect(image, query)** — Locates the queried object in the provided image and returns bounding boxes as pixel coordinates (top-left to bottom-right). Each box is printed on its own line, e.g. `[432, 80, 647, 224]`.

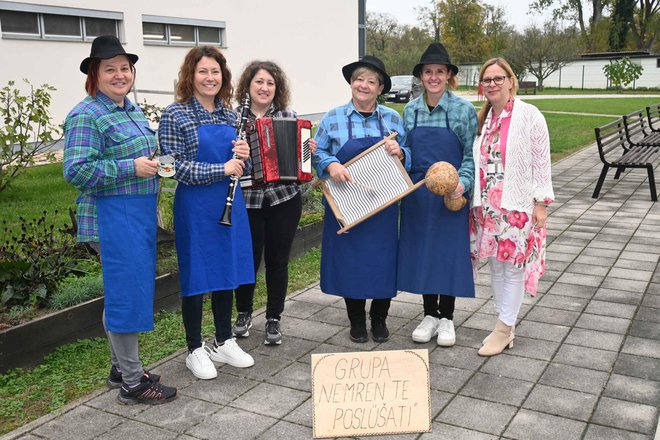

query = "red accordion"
[246, 117, 313, 185]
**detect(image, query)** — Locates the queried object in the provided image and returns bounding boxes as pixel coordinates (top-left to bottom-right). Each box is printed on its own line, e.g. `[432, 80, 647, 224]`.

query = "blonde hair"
[350, 66, 383, 86]
[476, 58, 518, 134]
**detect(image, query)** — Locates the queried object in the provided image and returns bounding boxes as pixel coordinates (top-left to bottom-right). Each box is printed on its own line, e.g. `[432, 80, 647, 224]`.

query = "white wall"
[0, 0, 358, 125]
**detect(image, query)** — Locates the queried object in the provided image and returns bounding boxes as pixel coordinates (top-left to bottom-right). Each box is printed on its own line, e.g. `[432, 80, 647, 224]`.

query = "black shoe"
[350, 324, 369, 343]
[232, 312, 252, 337]
[117, 376, 177, 405]
[371, 318, 390, 343]
[107, 365, 161, 389]
[265, 318, 282, 345]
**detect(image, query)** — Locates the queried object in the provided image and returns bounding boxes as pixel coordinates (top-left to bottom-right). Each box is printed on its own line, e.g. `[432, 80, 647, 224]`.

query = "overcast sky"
[366, 0, 555, 31]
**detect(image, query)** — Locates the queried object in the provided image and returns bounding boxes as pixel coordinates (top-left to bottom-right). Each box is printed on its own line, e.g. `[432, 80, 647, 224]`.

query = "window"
[0, 2, 121, 41]
[142, 15, 225, 46]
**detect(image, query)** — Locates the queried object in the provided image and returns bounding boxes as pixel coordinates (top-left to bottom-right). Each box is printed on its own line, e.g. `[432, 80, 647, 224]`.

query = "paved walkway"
[3, 143, 659, 440]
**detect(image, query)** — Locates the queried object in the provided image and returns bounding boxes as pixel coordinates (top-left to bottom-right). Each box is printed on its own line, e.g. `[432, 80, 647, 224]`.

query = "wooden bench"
[519, 81, 537, 95]
[592, 118, 660, 201]
[623, 110, 660, 147]
[647, 104, 660, 133]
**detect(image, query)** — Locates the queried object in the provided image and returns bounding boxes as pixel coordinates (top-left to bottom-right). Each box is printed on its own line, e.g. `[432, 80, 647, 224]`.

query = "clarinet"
[218, 93, 251, 226]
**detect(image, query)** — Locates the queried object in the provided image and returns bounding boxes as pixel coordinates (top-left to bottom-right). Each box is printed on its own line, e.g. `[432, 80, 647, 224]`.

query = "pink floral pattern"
[469, 100, 547, 296]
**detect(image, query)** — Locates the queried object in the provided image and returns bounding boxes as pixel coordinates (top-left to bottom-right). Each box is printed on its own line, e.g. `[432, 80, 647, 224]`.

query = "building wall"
[0, 0, 358, 125]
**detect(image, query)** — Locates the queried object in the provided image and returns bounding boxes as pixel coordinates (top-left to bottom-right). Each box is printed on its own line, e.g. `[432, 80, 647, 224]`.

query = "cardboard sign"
[311, 349, 431, 438]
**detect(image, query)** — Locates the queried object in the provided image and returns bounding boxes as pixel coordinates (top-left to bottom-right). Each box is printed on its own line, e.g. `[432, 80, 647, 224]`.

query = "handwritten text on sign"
[311, 349, 430, 438]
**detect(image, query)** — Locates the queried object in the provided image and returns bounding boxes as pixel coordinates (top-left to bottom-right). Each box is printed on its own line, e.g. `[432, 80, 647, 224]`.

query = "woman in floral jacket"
[469, 58, 554, 357]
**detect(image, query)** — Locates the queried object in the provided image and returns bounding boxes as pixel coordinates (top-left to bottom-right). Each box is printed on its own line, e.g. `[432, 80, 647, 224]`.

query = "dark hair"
[476, 57, 518, 134]
[85, 57, 136, 98]
[176, 46, 233, 107]
[234, 60, 290, 111]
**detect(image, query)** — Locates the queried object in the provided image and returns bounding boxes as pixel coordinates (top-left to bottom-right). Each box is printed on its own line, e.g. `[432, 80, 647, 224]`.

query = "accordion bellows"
[247, 117, 313, 185]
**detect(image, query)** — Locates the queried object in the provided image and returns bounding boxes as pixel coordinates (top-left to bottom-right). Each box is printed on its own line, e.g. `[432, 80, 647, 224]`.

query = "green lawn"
[525, 97, 659, 115]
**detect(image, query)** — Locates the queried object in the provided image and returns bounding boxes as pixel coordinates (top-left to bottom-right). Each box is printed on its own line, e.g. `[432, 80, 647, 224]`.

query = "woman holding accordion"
[159, 46, 255, 381]
[232, 60, 317, 346]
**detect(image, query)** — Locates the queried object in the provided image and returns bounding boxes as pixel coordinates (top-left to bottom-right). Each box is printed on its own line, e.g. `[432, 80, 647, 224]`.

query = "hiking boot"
[107, 365, 161, 389]
[264, 318, 282, 345]
[232, 312, 252, 337]
[206, 338, 255, 368]
[349, 323, 368, 343]
[117, 375, 177, 405]
[371, 318, 390, 343]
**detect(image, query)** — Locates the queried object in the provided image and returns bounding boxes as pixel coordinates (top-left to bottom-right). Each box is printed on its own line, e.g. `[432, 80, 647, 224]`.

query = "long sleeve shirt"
[313, 100, 409, 178]
[403, 91, 477, 193]
[63, 91, 158, 242]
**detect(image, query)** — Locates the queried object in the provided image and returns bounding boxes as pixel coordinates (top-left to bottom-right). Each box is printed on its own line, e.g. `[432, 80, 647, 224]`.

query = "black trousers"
[344, 298, 391, 326]
[423, 294, 455, 320]
[181, 290, 232, 351]
[235, 192, 302, 320]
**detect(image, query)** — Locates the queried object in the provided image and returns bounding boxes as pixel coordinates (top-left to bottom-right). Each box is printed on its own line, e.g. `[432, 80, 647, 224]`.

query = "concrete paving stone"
[522, 384, 598, 421]
[460, 372, 533, 406]
[586, 239, 626, 250]
[604, 373, 660, 407]
[430, 389, 454, 418]
[600, 277, 649, 293]
[325, 327, 383, 349]
[95, 420, 178, 440]
[575, 313, 631, 334]
[629, 320, 660, 340]
[507, 336, 560, 361]
[185, 406, 276, 440]
[546, 251, 576, 263]
[451, 309, 471, 327]
[539, 269, 562, 282]
[436, 395, 516, 436]
[546, 243, 583, 254]
[229, 382, 308, 419]
[454, 298, 488, 313]
[283, 299, 327, 319]
[598, 227, 632, 237]
[133, 394, 222, 434]
[387, 299, 427, 319]
[428, 345, 485, 371]
[309, 304, 351, 325]
[647, 282, 659, 294]
[585, 300, 637, 319]
[609, 267, 653, 282]
[593, 287, 643, 305]
[503, 408, 586, 440]
[641, 295, 660, 308]
[393, 291, 424, 304]
[265, 361, 310, 392]
[256, 420, 312, 439]
[251, 336, 318, 361]
[419, 422, 497, 439]
[561, 230, 598, 241]
[595, 232, 638, 243]
[566, 224, 601, 234]
[279, 316, 344, 342]
[635, 307, 660, 323]
[32, 406, 124, 440]
[613, 353, 660, 382]
[564, 327, 625, 351]
[581, 246, 624, 258]
[515, 320, 571, 342]
[614, 258, 658, 272]
[574, 254, 617, 267]
[565, 262, 610, 277]
[480, 353, 548, 382]
[619, 250, 659, 263]
[148, 353, 200, 390]
[621, 336, 660, 359]
[583, 424, 651, 440]
[85, 391, 150, 418]
[179, 373, 259, 405]
[553, 344, 618, 372]
[539, 363, 609, 394]
[302, 343, 357, 364]
[461, 312, 496, 332]
[292, 288, 342, 306]
[429, 365, 473, 393]
[591, 396, 658, 434]
[283, 397, 312, 427]
[537, 294, 588, 312]
[546, 282, 597, 299]
[652, 270, 660, 283]
[217, 351, 292, 381]
[544, 259, 571, 272]
[9, 435, 42, 440]
[551, 237, 591, 248]
[455, 326, 491, 349]
[524, 306, 580, 326]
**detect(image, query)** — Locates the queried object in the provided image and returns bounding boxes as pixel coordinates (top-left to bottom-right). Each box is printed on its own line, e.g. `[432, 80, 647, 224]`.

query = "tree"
[609, 0, 636, 49]
[366, 12, 401, 54]
[508, 23, 580, 89]
[436, 0, 489, 63]
[483, 4, 513, 54]
[629, 0, 659, 50]
[0, 80, 61, 192]
[603, 56, 644, 88]
[416, 0, 441, 42]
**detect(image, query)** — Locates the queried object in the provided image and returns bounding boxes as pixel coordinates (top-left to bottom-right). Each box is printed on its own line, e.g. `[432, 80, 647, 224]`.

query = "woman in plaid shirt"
[231, 61, 317, 346]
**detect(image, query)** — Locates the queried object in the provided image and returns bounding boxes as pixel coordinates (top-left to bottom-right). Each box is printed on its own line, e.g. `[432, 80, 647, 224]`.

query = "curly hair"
[175, 46, 233, 107]
[476, 58, 519, 134]
[234, 60, 290, 111]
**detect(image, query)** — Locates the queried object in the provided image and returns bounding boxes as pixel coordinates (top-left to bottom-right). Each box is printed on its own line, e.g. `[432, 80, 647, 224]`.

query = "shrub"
[50, 274, 103, 310]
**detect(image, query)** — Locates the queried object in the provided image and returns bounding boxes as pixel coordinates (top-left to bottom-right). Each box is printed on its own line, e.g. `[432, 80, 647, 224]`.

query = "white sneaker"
[206, 338, 255, 368]
[437, 318, 456, 347]
[412, 315, 441, 343]
[186, 344, 218, 379]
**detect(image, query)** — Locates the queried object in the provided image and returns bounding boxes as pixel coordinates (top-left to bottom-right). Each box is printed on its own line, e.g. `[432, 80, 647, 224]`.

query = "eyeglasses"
[480, 76, 508, 86]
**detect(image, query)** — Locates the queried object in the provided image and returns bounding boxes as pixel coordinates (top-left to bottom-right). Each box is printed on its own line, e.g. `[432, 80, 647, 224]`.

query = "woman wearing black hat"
[63, 35, 177, 404]
[313, 56, 410, 343]
[398, 43, 477, 347]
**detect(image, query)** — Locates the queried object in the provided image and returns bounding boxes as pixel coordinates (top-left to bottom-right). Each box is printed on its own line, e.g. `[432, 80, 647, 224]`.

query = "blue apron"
[320, 117, 398, 299]
[97, 193, 158, 333]
[397, 110, 474, 297]
[174, 121, 254, 296]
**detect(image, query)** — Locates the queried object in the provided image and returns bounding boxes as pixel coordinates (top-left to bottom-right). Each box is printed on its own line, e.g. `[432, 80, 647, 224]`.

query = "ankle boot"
[370, 317, 390, 343]
[478, 320, 514, 357]
[482, 323, 515, 345]
[349, 322, 368, 343]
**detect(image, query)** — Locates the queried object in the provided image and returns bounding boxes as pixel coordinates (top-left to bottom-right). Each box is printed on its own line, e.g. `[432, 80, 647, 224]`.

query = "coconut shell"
[445, 196, 467, 211]
[425, 161, 459, 196]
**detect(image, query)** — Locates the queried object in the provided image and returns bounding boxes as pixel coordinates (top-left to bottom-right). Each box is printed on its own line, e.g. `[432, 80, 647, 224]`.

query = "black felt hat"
[341, 55, 392, 94]
[412, 43, 458, 77]
[80, 35, 139, 74]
